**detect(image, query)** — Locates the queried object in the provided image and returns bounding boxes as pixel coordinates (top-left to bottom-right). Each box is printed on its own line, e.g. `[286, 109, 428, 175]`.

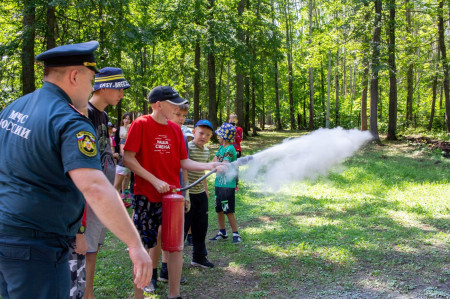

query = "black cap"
[35, 41, 100, 73]
[147, 86, 188, 105]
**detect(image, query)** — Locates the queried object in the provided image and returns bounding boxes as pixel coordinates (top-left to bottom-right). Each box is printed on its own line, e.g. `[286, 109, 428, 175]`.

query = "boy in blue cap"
[0, 41, 151, 298]
[186, 120, 215, 268]
[210, 123, 242, 243]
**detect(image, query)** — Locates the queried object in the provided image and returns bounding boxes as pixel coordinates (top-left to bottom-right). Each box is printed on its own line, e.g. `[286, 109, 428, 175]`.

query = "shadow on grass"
[192, 146, 449, 299]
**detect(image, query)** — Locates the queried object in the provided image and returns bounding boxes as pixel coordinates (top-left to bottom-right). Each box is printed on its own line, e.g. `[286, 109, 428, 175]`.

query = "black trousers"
[184, 192, 208, 259]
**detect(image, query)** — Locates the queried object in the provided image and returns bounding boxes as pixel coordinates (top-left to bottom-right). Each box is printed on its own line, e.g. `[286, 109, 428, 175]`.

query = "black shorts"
[133, 195, 162, 249]
[214, 187, 235, 214]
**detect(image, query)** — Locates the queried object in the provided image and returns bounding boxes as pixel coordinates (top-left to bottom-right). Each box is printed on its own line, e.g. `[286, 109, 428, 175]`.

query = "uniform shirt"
[124, 115, 187, 202]
[0, 82, 101, 236]
[187, 140, 210, 194]
[214, 144, 237, 188]
[88, 102, 115, 183]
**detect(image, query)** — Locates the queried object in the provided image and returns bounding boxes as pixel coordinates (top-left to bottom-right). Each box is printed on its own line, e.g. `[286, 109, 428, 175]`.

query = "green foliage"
[0, 0, 448, 132]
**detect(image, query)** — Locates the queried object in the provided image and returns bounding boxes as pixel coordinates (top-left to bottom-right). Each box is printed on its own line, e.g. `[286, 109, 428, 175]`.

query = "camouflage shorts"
[69, 250, 86, 299]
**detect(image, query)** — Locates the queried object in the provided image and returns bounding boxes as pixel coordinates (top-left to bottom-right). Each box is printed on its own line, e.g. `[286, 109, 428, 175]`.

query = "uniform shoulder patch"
[76, 131, 97, 157]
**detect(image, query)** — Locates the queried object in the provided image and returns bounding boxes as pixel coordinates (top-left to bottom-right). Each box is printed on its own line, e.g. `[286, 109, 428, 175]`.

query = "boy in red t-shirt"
[123, 86, 223, 299]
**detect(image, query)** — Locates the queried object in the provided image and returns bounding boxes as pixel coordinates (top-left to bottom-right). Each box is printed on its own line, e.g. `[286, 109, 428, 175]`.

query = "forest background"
[1, 0, 450, 141]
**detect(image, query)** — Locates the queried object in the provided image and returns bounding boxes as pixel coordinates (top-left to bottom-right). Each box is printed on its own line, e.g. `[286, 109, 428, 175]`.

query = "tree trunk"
[361, 65, 369, 131]
[326, 50, 331, 128]
[275, 60, 282, 130]
[235, 0, 245, 130]
[405, 0, 413, 126]
[370, 0, 382, 141]
[386, 0, 397, 140]
[194, 40, 201, 123]
[438, 0, 450, 132]
[245, 76, 250, 133]
[343, 47, 347, 97]
[208, 52, 217, 131]
[22, 0, 35, 95]
[335, 49, 340, 126]
[428, 50, 439, 131]
[285, 4, 295, 130]
[207, 0, 217, 131]
[308, 0, 314, 130]
[46, 4, 56, 50]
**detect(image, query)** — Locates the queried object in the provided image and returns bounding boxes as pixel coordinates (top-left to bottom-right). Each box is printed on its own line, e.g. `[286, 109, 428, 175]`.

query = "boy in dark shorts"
[210, 123, 242, 244]
[123, 86, 224, 299]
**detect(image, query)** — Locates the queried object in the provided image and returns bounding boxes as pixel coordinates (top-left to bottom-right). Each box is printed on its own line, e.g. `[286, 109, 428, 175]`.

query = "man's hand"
[128, 246, 152, 289]
[74, 233, 88, 255]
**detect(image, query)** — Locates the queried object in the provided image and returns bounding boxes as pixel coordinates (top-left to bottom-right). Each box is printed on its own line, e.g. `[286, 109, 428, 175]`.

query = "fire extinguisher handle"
[168, 185, 178, 193]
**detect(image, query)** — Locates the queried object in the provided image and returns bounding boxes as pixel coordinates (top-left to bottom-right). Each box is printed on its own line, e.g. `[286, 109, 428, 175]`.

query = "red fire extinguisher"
[161, 186, 185, 252]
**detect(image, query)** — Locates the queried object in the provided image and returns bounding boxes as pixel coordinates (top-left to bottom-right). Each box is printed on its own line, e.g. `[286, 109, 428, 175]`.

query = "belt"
[0, 223, 65, 239]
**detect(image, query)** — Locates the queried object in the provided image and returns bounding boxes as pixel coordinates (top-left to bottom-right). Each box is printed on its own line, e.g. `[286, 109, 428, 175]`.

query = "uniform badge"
[76, 131, 97, 157]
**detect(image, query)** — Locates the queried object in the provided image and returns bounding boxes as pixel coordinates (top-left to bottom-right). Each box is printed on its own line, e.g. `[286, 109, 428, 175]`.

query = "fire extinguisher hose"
[176, 155, 253, 192]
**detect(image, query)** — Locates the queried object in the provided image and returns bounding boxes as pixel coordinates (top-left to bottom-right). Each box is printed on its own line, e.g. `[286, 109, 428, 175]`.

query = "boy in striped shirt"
[185, 120, 215, 268]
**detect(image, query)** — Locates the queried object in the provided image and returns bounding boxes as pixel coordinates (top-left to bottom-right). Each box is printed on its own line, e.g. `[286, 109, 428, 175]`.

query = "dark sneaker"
[158, 268, 187, 284]
[209, 232, 228, 241]
[186, 234, 193, 246]
[232, 234, 242, 244]
[144, 277, 157, 293]
[191, 257, 214, 268]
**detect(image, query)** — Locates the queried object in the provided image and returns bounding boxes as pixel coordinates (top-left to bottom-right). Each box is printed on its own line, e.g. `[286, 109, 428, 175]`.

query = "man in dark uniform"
[0, 41, 151, 298]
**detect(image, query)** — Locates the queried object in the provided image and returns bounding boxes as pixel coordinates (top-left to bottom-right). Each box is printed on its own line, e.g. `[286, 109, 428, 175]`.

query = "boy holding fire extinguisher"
[123, 86, 224, 299]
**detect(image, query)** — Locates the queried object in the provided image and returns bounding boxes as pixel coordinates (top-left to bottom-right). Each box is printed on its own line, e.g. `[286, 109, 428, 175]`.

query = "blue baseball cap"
[36, 41, 100, 73]
[147, 86, 188, 105]
[215, 122, 236, 142]
[195, 120, 213, 131]
[93, 67, 130, 92]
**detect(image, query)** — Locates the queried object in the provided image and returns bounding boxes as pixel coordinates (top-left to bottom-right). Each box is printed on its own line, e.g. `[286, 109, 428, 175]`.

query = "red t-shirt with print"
[124, 115, 187, 202]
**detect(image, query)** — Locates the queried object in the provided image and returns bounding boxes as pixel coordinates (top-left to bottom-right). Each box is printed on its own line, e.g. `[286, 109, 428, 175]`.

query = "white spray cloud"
[240, 127, 373, 190]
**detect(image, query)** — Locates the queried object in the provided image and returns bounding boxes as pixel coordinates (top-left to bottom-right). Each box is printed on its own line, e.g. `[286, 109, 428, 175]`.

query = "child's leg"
[217, 211, 226, 230]
[167, 251, 183, 298]
[226, 213, 238, 232]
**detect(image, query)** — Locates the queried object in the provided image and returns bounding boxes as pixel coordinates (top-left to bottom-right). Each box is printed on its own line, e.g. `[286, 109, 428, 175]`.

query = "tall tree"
[386, 0, 397, 140]
[193, 40, 201, 123]
[46, 3, 56, 50]
[428, 48, 439, 131]
[21, 0, 35, 95]
[438, 0, 450, 132]
[335, 49, 340, 126]
[207, 0, 218, 131]
[284, 0, 295, 130]
[235, 0, 246, 132]
[405, 0, 414, 126]
[308, 0, 314, 130]
[369, 0, 382, 141]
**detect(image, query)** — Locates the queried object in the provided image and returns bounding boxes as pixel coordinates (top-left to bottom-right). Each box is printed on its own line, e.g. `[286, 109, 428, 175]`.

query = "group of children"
[71, 66, 244, 299]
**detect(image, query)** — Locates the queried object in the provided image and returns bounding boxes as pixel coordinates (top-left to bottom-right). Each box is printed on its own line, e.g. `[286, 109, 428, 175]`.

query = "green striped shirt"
[187, 140, 210, 194]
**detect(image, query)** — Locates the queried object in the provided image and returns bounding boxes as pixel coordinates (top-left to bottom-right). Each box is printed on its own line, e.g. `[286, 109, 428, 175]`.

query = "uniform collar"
[42, 81, 74, 105]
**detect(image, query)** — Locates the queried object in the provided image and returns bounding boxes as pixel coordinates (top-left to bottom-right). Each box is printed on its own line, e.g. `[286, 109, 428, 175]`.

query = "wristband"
[77, 225, 86, 234]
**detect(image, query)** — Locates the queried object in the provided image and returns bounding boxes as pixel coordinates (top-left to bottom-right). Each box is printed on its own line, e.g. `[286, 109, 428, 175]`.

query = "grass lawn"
[94, 130, 450, 299]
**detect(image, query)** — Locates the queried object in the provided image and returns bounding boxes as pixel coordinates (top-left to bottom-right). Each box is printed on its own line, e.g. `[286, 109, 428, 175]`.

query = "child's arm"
[124, 150, 170, 193]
